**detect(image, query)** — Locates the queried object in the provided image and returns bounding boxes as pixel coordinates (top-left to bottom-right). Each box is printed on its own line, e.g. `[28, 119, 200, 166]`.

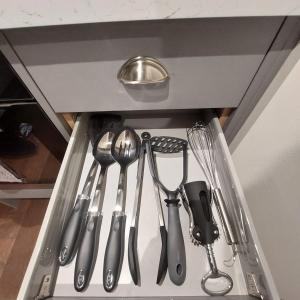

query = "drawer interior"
[18, 111, 276, 300]
[55, 127, 246, 298]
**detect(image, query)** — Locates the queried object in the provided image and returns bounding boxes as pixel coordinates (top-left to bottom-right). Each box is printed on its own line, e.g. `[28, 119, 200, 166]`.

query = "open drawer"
[17, 111, 279, 300]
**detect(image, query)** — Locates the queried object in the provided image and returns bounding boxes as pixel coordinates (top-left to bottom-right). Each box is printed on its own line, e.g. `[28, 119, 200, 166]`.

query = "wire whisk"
[187, 122, 238, 266]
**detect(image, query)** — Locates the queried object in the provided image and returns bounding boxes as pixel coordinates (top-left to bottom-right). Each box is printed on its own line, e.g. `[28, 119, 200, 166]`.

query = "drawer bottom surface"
[54, 128, 247, 298]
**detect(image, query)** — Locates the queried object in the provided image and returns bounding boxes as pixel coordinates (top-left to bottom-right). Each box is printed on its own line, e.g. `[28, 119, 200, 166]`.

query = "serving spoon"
[103, 127, 140, 292]
[74, 130, 115, 291]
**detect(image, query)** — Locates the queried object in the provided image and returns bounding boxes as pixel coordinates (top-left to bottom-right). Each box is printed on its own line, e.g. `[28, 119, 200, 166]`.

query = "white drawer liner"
[54, 128, 247, 297]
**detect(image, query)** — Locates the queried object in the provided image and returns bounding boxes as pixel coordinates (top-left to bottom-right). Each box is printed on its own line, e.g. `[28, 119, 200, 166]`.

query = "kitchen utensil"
[74, 130, 115, 291]
[183, 181, 233, 296]
[128, 135, 146, 285]
[141, 132, 168, 285]
[103, 127, 140, 292]
[187, 122, 238, 265]
[58, 115, 122, 266]
[58, 159, 98, 266]
[143, 132, 187, 285]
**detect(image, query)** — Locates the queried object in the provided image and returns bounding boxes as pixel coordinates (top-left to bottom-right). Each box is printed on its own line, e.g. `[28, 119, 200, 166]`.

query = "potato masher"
[143, 132, 187, 285]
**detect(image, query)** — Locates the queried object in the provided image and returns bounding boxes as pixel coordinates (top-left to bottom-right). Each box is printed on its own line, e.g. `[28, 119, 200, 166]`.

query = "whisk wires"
[187, 122, 218, 189]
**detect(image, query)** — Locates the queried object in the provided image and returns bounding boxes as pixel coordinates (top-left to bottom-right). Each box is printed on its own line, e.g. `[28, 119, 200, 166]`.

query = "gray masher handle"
[167, 202, 186, 285]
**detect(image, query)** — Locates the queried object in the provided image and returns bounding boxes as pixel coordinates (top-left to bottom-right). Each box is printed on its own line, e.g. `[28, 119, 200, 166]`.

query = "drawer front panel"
[6, 18, 283, 112]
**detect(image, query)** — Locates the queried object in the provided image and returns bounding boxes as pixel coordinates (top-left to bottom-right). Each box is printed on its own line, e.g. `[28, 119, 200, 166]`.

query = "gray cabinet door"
[5, 17, 283, 113]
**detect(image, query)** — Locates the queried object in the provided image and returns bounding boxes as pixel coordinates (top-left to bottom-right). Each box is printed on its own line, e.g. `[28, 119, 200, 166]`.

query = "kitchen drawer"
[17, 111, 279, 300]
[5, 17, 283, 113]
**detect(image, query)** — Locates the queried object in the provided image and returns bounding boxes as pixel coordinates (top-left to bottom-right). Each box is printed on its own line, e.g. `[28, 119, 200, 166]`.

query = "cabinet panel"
[5, 17, 283, 112]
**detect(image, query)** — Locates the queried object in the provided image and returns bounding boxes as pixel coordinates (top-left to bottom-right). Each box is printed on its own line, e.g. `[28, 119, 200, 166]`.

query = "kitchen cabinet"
[4, 17, 283, 112]
[0, 44, 68, 205]
[0, 15, 298, 300]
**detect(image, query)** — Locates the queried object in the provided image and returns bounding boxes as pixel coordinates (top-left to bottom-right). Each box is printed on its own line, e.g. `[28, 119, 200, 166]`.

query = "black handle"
[74, 212, 102, 291]
[58, 195, 90, 266]
[166, 200, 186, 285]
[184, 181, 219, 245]
[156, 225, 168, 284]
[128, 226, 140, 285]
[103, 212, 126, 292]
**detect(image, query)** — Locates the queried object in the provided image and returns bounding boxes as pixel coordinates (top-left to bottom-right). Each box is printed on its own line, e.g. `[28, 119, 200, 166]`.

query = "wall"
[231, 42, 300, 300]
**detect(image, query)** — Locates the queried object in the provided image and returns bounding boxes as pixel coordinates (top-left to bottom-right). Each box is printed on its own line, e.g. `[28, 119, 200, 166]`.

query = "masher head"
[150, 136, 188, 153]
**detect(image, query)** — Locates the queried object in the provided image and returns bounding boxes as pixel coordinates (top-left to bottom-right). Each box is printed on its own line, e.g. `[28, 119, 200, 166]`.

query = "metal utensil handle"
[103, 211, 126, 292]
[82, 160, 99, 196]
[130, 143, 146, 227]
[74, 212, 102, 291]
[166, 200, 186, 285]
[58, 195, 90, 266]
[201, 244, 233, 296]
[213, 188, 237, 246]
[115, 166, 127, 212]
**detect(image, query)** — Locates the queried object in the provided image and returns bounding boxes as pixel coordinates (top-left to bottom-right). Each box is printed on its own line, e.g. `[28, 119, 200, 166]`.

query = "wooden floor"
[0, 199, 48, 300]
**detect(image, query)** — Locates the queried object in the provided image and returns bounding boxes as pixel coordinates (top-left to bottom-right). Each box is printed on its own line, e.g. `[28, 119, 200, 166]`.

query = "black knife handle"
[74, 212, 102, 291]
[156, 225, 168, 284]
[103, 212, 126, 292]
[58, 195, 90, 266]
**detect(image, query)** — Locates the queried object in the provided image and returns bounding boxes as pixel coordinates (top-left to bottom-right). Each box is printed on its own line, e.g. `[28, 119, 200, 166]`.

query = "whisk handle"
[213, 188, 237, 246]
[166, 200, 186, 285]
